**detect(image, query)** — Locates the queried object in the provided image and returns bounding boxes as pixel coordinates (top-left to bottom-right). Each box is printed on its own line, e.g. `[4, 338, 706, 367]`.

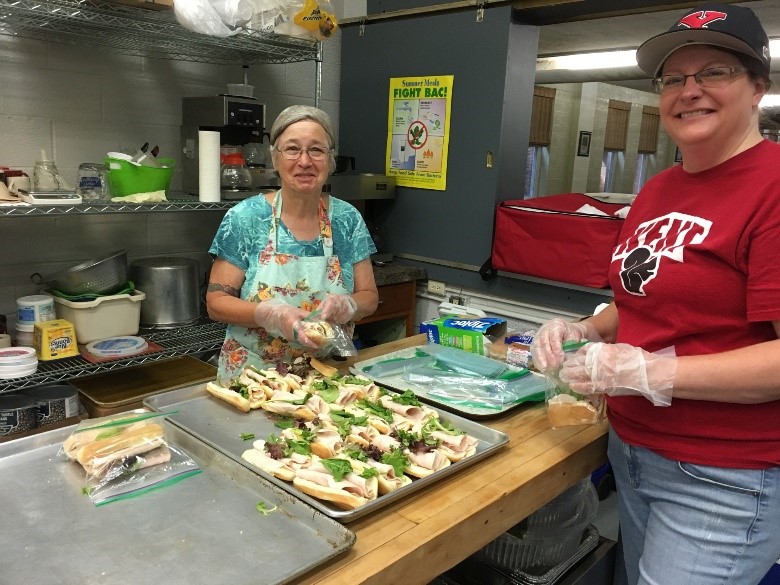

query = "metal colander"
[31, 250, 129, 295]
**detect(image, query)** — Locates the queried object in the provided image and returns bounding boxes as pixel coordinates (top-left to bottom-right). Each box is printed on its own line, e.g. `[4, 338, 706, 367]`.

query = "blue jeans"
[608, 427, 780, 585]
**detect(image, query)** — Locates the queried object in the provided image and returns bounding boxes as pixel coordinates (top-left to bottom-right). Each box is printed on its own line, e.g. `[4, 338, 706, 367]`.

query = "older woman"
[531, 4, 780, 584]
[207, 105, 378, 383]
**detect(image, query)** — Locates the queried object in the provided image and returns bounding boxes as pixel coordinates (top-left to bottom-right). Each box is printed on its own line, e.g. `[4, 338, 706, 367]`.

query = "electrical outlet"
[427, 280, 446, 295]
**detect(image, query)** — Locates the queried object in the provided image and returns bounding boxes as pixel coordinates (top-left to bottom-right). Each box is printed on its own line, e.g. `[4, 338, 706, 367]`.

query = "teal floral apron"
[217, 191, 349, 384]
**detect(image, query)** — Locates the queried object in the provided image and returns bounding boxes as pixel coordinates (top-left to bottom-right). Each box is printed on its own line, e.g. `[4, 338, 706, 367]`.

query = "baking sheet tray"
[144, 382, 510, 523]
[351, 346, 547, 419]
[0, 419, 354, 585]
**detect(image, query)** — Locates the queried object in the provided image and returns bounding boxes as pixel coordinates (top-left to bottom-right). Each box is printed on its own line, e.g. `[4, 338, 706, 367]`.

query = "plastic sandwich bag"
[544, 341, 605, 427]
[60, 410, 201, 506]
[86, 442, 201, 506]
[299, 309, 358, 358]
[406, 364, 547, 410]
[363, 344, 547, 410]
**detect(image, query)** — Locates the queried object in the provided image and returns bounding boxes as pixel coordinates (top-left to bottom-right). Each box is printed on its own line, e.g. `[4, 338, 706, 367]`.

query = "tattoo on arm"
[208, 283, 240, 297]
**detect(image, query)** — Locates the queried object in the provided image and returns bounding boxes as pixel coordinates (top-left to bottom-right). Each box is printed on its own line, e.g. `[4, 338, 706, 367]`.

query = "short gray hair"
[269, 105, 337, 172]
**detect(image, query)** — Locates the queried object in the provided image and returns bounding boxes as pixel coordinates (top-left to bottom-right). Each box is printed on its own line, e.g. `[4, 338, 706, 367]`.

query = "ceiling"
[513, 0, 779, 92]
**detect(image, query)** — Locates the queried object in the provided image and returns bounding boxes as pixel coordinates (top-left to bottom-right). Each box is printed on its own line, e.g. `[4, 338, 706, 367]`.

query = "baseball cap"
[636, 2, 770, 78]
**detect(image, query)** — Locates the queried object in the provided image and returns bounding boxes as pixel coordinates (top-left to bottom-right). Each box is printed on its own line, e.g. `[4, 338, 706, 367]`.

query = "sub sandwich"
[546, 393, 605, 427]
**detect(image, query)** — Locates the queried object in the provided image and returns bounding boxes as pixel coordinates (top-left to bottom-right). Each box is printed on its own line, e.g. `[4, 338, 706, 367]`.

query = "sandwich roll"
[205, 381, 251, 413]
[303, 321, 334, 348]
[241, 446, 297, 481]
[77, 423, 167, 478]
[404, 449, 452, 478]
[546, 394, 603, 427]
[293, 465, 378, 510]
[309, 357, 338, 378]
[430, 431, 479, 462]
[63, 418, 151, 460]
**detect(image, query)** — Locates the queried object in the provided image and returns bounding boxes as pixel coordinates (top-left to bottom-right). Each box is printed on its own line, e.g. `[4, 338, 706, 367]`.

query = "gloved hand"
[253, 298, 318, 348]
[530, 318, 602, 372]
[559, 342, 676, 406]
[318, 293, 357, 324]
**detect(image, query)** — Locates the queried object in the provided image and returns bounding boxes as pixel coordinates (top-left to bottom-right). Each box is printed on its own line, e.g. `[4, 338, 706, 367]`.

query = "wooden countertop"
[298, 335, 609, 585]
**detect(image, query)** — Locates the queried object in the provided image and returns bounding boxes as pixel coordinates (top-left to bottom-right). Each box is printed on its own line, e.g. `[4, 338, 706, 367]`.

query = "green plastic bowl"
[104, 157, 175, 197]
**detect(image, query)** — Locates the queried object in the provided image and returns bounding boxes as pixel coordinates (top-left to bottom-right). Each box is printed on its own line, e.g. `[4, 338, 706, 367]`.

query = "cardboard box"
[419, 315, 507, 356]
[33, 319, 79, 360]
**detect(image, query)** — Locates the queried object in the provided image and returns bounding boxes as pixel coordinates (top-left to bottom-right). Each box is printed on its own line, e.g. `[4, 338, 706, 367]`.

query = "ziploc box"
[420, 315, 507, 356]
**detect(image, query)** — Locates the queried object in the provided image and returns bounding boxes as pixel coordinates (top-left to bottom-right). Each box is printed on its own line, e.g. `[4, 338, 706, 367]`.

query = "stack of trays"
[474, 479, 600, 581]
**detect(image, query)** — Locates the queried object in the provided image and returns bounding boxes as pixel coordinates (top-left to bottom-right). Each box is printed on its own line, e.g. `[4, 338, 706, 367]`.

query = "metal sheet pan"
[351, 347, 547, 420]
[144, 383, 510, 523]
[0, 419, 354, 585]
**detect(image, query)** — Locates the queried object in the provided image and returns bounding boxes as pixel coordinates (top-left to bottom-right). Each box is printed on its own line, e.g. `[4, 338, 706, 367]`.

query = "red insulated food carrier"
[491, 193, 627, 288]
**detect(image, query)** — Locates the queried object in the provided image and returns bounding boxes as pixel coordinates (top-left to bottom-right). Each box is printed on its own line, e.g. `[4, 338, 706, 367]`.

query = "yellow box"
[33, 320, 79, 360]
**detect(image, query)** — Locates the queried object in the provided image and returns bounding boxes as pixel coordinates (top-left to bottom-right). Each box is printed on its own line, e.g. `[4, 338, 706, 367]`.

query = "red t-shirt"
[607, 140, 780, 469]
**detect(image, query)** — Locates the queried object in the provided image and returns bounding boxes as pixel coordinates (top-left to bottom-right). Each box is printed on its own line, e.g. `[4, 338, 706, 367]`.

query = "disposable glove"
[559, 342, 676, 406]
[530, 318, 602, 372]
[253, 298, 318, 348]
[318, 293, 357, 324]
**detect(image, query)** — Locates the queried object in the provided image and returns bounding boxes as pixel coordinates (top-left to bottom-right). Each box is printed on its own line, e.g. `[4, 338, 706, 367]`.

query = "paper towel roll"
[199, 130, 221, 202]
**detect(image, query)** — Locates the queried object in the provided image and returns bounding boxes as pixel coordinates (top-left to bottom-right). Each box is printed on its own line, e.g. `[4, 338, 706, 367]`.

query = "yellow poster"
[386, 75, 453, 190]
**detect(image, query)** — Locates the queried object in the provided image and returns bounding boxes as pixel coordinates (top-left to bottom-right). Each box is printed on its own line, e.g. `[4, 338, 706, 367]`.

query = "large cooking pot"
[129, 257, 202, 326]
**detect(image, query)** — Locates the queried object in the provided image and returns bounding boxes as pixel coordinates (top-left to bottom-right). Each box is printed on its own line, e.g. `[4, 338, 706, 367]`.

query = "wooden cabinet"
[355, 281, 417, 337]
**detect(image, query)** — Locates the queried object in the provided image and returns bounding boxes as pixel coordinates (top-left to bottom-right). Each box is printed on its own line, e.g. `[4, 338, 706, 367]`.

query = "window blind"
[604, 99, 631, 151]
[638, 105, 660, 154]
[528, 86, 556, 146]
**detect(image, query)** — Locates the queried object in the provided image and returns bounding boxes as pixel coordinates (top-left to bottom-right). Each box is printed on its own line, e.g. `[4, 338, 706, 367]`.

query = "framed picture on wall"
[577, 131, 592, 157]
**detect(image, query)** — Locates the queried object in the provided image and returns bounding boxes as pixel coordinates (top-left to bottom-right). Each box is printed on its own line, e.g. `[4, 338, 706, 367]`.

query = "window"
[600, 100, 631, 192]
[525, 86, 556, 198]
[604, 100, 631, 151]
[601, 150, 622, 192]
[525, 146, 549, 198]
[634, 153, 650, 193]
[638, 106, 660, 154]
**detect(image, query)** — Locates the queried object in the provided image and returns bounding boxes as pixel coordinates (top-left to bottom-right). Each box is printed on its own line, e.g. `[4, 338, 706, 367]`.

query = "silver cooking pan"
[129, 256, 203, 326]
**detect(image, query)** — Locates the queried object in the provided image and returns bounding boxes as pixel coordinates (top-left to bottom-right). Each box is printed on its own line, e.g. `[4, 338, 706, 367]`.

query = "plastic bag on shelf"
[274, 0, 339, 41]
[174, 0, 253, 37]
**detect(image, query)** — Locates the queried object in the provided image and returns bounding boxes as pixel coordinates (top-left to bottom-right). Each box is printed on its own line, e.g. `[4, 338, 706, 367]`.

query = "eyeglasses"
[275, 145, 331, 161]
[652, 66, 747, 93]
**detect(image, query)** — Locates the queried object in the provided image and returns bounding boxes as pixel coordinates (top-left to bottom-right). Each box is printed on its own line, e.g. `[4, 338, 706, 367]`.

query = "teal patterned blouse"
[209, 194, 376, 292]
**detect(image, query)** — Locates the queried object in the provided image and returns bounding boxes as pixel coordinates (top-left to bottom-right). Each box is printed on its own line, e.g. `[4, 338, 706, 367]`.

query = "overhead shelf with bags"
[0, 0, 320, 65]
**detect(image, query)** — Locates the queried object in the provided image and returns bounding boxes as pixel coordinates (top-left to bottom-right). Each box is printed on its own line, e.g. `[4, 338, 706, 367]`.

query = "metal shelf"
[0, 0, 319, 64]
[0, 320, 226, 393]
[0, 194, 239, 215]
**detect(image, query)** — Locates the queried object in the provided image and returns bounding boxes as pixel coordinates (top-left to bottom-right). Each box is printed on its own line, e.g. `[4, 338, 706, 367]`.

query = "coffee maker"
[181, 95, 275, 198]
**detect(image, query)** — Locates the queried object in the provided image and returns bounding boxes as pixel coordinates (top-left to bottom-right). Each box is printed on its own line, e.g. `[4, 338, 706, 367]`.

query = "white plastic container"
[14, 325, 34, 348]
[17, 294, 56, 326]
[51, 289, 146, 344]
